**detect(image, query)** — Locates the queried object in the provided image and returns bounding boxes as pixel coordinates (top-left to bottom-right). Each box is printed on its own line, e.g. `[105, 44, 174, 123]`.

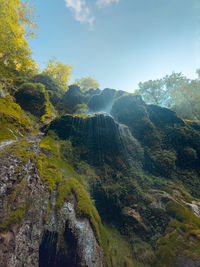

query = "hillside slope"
[1, 83, 200, 267]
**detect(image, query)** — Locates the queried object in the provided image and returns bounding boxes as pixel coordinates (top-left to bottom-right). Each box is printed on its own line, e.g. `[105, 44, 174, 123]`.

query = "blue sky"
[29, 0, 200, 92]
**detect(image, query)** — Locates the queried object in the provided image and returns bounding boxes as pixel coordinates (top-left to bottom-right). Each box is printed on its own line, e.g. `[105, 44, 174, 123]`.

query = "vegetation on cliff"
[1, 0, 200, 266]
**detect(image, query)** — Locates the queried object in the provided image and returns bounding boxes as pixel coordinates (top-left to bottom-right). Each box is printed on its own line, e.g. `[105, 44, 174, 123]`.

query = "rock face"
[0, 138, 48, 267]
[88, 88, 124, 113]
[15, 83, 47, 117]
[111, 94, 185, 146]
[59, 85, 85, 114]
[40, 194, 106, 267]
[0, 138, 107, 267]
[1, 86, 200, 267]
[44, 113, 143, 168]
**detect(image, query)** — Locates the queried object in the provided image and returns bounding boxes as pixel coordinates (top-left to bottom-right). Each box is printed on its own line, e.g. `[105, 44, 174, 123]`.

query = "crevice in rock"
[39, 226, 79, 267]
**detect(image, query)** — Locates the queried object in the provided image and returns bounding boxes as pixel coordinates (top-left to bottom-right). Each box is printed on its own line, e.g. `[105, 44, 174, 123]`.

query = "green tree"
[0, 0, 37, 73]
[43, 58, 72, 91]
[137, 72, 200, 120]
[74, 76, 99, 91]
[137, 79, 166, 106]
[196, 69, 200, 80]
[172, 79, 200, 120]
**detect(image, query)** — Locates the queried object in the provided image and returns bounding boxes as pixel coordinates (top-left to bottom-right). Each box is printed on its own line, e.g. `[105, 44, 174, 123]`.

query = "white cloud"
[96, 0, 120, 8]
[65, 0, 95, 27]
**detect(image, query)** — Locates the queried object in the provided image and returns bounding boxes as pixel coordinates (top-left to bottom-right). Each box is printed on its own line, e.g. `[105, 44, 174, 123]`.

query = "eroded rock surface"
[0, 139, 107, 267]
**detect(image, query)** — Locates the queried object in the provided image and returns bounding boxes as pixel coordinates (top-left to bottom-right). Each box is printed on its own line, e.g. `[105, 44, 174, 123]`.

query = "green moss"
[149, 149, 177, 177]
[0, 126, 15, 143]
[15, 83, 46, 117]
[56, 177, 110, 265]
[40, 88, 55, 124]
[106, 225, 151, 267]
[37, 136, 81, 191]
[75, 103, 89, 114]
[153, 201, 200, 266]
[0, 140, 36, 173]
[162, 185, 194, 203]
[37, 136, 63, 191]
[37, 153, 62, 191]
[0, 96, 30, 125]
[0, 96, 32, 142]
[73, 113, 94, 119]
[10, 179, 25, 202]
[2, 140, 36, 173]
[166, 201, 200, 226]
[0, 203, 30, 231]
[15, 141, 35, 162]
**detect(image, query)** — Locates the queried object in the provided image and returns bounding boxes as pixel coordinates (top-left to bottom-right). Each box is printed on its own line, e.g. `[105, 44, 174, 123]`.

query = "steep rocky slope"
[0, 96, 108, 267]
[1, 85, 200, 266]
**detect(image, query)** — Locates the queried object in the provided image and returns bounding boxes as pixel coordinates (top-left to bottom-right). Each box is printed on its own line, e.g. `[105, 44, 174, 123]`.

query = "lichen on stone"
[0, 203, 30, 231]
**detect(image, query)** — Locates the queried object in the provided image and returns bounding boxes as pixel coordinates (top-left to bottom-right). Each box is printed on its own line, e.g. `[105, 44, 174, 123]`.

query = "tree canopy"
[0, 0, 37, 73]
[137, 72, 200, 120]
[43, 58, 72, 91]
[74, 76, 99, 91]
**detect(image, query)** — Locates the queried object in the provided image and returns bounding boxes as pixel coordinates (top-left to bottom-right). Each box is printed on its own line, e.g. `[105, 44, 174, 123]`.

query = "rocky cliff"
[1, 85, 200, 267]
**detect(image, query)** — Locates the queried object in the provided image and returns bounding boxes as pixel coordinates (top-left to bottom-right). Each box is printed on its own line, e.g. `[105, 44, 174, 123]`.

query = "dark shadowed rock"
[58, 85, 85, 114]
[88, 88, 125, 113]
[15, 83, 47, 117]
[44, 113, 143, 168]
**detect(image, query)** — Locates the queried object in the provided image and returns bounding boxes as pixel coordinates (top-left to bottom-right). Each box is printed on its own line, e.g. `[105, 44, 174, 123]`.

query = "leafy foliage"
[74, 76, 99, 92]
[0, 0, 37, 73]
[43, 58, 72, 91]
[137, 72, 200, 120]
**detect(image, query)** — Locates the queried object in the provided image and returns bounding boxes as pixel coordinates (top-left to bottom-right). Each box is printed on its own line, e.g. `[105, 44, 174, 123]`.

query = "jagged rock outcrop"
[1, 87, 200, 267]
[111, 94, 185, 146]
[40, 194, 107, 267]
[0, 138, 108, 267]
[88, 88, 125, 113]
[0, 138, 48, 267]
[58, 85, 86, 114]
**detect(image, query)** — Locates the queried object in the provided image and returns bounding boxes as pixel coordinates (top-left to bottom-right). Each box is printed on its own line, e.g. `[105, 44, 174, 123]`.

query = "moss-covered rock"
[1, 76, 200, 267]
[153, 201, 200, 266]
[57, 84, 86, 114]
[15, 82, 55, 124]
[15, 83, 46, 117]
[42, 113, 143, 169]
[32, 74, 64, 107]
[111, 94, 161, 147]
[0, 95, 32, 142]
[0, 203, 30, 231]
